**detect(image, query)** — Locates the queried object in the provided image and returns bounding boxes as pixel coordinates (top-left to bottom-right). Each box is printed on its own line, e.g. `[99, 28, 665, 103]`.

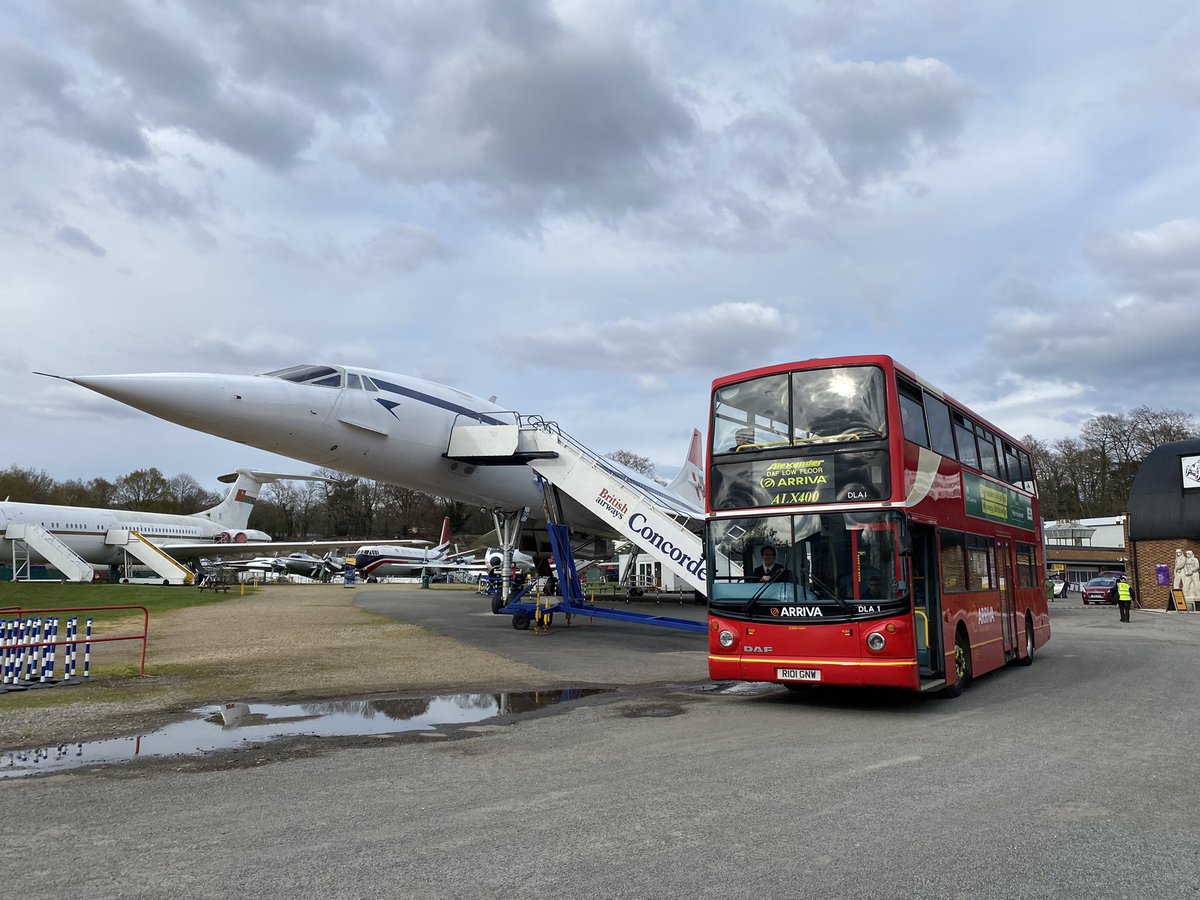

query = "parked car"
[1082, 575, 1119, 604]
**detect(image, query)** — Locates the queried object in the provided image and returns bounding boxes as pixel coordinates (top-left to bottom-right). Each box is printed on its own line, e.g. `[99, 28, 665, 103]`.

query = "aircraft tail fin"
[199, 469, 331, 530]
[433, 516, 452, 554]
[665, 429, 705, 509]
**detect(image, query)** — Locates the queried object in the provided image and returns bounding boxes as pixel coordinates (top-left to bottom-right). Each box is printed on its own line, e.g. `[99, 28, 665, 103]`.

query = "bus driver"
[749, 545, 791, 583]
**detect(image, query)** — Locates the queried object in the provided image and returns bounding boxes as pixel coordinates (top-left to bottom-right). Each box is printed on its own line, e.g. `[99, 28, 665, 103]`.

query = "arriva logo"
[627, 512, 706, 579]
[978, 607, 997, 625]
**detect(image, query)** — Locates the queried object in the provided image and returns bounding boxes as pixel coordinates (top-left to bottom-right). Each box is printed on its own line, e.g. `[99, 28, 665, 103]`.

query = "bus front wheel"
[944, 628, 972, 697]
[1018, 613, 1035, 666]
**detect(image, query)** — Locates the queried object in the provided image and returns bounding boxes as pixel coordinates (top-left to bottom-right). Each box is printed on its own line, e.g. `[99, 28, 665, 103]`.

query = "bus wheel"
[943, 628, 972, 697]
[512, 611, 531, 630]
[1018, 613, 1035, 666]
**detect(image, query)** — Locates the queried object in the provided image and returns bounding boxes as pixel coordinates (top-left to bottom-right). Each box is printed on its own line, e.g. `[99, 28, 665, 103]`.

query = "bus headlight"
[866, 631, 886, 652]
[718, 630, 736, 649]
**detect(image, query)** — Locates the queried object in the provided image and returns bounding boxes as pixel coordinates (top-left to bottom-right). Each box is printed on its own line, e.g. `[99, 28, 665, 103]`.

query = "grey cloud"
[186, 333, 308, 371]
[108, 167, 198, 221]
[0, 39, 149, 159]
[56, 0, 315, 168]
[358, 224, 453, 273]
[528, 303, 796, 374]
[55, 225, 106, 256]
[215, 2, 379, 114]
[1086, 219, 1200, 301]
[986, 222, 1200, 409]
[795, 56, 972, 190]
[463, 44, 694, 211]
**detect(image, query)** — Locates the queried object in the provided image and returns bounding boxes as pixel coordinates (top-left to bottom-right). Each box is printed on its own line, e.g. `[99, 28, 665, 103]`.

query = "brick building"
[1126, 439, 1200, 611]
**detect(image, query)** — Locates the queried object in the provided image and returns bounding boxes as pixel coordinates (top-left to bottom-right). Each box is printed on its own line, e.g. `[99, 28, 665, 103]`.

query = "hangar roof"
[1127, 439, 1200, 541]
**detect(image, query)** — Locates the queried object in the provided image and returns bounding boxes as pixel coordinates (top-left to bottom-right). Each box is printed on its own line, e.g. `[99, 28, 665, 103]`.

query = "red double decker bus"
[705, 355, 1050, 695]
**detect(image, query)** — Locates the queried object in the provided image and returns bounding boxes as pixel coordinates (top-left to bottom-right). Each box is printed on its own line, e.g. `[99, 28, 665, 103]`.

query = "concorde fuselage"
[67, 367, 547, 513]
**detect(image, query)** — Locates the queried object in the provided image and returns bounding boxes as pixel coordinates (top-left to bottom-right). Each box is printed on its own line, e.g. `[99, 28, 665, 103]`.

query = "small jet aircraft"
[353, 517, 536, 579]
[48, 364, 705, 552]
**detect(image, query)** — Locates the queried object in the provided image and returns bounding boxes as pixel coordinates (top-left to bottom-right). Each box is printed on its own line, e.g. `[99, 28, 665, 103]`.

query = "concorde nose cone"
[65, 373, 247, 429]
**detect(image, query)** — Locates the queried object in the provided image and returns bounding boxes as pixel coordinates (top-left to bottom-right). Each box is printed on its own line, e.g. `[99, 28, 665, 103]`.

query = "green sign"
[963, 472, 1034, 529]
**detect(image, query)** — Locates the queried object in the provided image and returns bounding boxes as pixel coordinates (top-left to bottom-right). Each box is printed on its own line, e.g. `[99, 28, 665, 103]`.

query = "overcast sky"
[3, 0, 1199, 494]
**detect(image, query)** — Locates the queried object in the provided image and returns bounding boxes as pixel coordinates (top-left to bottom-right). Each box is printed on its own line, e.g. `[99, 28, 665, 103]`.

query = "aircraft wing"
[155, 538, 425, 561]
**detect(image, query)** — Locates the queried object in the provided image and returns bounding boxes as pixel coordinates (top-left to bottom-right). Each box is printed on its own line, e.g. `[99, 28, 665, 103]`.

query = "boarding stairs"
[446, 416, 706, 594]
[4, 524, 96, 582]
[104, 530, 195, 585]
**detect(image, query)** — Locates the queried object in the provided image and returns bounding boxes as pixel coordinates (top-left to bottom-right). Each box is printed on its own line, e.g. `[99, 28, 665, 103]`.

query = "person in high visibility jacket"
[1116, 577, 1134, 623]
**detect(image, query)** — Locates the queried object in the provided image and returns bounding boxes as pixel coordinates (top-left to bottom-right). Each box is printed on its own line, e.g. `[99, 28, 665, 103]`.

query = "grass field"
[0, 581, 250, 622]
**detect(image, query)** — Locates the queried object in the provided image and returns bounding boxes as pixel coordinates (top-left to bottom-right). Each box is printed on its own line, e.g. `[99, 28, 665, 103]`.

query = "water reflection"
[1, 689, 600, 779]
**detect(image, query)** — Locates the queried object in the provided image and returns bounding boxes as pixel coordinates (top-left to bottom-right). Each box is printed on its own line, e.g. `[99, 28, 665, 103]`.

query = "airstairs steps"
[104, 530, 195, 585]
[446, 417, 706, 595]
[4, 524, 96, 582]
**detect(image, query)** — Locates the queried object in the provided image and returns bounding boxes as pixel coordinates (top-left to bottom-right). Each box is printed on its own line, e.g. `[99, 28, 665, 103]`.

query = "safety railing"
[0, 605, 150, 689]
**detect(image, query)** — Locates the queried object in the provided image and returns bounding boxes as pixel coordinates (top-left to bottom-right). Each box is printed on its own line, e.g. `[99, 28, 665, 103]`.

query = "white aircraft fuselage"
[66, 366, 544, 511]
[59, 365, 696, 542]
[0, 494, 270, 568]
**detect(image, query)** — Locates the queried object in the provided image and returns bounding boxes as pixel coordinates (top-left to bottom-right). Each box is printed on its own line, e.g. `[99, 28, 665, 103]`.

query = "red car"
[1082, 575, 1118, 604]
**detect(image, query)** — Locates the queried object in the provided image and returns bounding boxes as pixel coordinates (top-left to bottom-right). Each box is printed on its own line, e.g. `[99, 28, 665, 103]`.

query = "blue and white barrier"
[1, 616, 89, 692]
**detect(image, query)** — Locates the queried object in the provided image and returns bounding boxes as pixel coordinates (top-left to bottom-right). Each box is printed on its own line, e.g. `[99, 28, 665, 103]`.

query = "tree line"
[1023, 405, 1198, 520]
[1, 405, 1195, 537]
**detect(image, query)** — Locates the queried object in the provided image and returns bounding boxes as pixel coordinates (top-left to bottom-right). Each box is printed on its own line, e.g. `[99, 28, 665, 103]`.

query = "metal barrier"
[0, 605, 149, 692]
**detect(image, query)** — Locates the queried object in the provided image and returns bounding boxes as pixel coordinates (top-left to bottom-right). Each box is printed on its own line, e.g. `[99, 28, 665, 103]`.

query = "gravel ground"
[0, 584, 548, 750]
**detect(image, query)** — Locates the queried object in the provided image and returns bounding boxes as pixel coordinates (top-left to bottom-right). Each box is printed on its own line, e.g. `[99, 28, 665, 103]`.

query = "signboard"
[1156, 564, 1171, 587]
[710, 450, 889, 511]
[1172, 589, 1188, 612]
[1182, 454, 1200, 490]
[962, 472, 1035, 529]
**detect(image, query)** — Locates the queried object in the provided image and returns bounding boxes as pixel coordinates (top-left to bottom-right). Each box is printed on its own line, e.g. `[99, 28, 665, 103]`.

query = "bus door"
[909, 523, 943, 676]
[996, 538, 1017, 654]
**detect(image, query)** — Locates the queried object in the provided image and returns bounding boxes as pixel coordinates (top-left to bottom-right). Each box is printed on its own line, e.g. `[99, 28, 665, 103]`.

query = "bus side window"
[952, 413, 979, 469]
[924, 394, 956, 458]
[976, 426, 1000, 478]
[897, 378, 929, 447]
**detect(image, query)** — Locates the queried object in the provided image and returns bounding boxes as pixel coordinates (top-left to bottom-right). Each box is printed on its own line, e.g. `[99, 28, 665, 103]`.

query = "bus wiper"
[743, 579, 778, 618]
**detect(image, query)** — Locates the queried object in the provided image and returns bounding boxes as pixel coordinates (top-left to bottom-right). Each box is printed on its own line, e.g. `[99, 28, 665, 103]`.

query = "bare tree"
[606, 450, 657, 479]
[0, 466, 57, 502]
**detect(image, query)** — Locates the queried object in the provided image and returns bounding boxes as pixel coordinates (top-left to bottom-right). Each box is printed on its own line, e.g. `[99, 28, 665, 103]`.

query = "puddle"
[1, 689, 604, 779]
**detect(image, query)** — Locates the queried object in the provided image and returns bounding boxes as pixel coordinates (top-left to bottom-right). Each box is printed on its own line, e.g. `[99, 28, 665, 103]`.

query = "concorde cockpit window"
[346, 373, 362, 390]
[261, 365, 344, 387]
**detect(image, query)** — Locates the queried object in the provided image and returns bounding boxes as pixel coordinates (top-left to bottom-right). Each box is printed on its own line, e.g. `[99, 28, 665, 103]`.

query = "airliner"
[45, 364, 705, 551]
[0, 467, 407, 571]
[0, 469, 307, 568]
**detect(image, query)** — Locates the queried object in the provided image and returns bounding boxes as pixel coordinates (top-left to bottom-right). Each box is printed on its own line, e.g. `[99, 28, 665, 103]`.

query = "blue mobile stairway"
[495, 478, 706, 635]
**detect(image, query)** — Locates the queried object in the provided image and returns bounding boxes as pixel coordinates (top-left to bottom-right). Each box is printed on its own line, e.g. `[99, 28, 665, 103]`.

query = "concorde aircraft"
[45, 364, 705, 555]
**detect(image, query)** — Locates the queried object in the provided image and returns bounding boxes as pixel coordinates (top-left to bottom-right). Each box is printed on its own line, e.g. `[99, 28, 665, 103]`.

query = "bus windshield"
[712, 365, 887, 453]
[707, 510, 908, 620]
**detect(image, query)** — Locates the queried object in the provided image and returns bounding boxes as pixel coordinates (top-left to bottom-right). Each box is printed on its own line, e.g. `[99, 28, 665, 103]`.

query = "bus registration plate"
[777, 667, 821, 682]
